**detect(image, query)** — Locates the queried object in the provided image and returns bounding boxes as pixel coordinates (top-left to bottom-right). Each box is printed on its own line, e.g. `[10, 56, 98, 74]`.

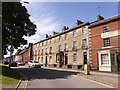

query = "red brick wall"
[90, 20, 119, 70]
[22, 49, 30, 63]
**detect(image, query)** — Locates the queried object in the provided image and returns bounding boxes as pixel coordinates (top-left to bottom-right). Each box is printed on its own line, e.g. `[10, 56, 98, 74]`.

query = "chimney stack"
[97, 15, 104, 21]
[53, 31, 59, 35]
[28, 43, 33, 48]
[46, 34, 49, 38]
[62, 26, 69, 31]
[76, 20, 83, 25]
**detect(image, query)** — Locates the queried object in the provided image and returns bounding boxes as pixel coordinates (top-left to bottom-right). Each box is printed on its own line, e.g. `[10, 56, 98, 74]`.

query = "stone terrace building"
[33, 20, 90, 69]
[89, 15, 120, 72]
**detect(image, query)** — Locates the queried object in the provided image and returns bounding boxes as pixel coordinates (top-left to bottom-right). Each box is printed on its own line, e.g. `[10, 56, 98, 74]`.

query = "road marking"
[74, 75, 114, 88]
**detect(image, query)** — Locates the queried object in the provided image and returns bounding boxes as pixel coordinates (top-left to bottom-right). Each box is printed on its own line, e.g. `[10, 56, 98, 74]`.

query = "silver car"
[28, 60, 41, 68]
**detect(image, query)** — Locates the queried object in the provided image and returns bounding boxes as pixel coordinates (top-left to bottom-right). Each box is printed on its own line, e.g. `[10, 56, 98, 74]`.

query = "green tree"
[2, 2, 36, 55]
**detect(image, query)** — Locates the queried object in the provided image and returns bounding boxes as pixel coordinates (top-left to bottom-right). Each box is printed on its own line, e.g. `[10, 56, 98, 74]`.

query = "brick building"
[14, 43, 33, 63]
[89, 15, 120, 72]
[33, 20, 90, 69]
[32, 15, 120, 72]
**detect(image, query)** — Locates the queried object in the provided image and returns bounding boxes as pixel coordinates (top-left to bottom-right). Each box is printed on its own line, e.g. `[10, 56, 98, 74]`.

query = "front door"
[83, 52, 87, 64]
[65, 54, 68, 65]
[45, 56, 47, 67]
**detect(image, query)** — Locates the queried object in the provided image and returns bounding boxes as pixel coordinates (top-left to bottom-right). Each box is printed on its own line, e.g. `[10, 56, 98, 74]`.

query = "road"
[14, 65, 112, 88]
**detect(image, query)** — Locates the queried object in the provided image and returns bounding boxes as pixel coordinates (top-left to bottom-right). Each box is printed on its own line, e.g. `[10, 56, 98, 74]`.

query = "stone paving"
[42, 66, 119, 88]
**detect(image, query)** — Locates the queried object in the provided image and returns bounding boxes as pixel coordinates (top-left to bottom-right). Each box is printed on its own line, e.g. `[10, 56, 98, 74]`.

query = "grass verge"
[0, 64, 20, 87]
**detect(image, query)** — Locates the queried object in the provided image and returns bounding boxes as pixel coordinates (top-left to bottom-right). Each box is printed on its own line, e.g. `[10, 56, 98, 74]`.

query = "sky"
[4, 1, 119, 57]
[23, 2, 118, 44]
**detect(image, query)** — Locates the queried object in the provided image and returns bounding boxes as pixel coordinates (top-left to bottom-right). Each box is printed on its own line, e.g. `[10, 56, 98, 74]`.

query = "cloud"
[23, 2, 62, 44]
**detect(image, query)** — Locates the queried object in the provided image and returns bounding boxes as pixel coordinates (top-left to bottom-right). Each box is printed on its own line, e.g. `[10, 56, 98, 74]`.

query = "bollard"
[84, 64, 90, 75]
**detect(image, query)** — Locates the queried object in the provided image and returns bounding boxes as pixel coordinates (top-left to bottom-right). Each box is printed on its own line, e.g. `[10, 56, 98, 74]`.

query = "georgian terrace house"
[33, 20, 90, 69]
[89, 15, 120, 72]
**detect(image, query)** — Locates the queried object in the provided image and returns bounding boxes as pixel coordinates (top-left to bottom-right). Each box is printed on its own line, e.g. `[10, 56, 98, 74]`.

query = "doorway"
[65, 54, 68, 65]
[45, 56, 47, 67]
[83, 52, 87, 65]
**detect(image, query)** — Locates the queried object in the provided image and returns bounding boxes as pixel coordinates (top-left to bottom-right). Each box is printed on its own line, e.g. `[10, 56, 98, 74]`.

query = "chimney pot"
[62, 26, 69, 31]
[76, 20, 83, 25]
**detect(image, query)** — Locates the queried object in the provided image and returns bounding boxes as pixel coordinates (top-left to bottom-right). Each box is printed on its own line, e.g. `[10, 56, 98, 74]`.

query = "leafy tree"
[2, 2, 36, 55]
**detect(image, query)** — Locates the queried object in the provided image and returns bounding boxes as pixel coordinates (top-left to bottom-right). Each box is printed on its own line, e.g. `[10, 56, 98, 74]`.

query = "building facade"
[33, 21, 90, 69]
[11, 43, 33, 63]
[33, 15, 120, 72]
[89, 15, 120, 72]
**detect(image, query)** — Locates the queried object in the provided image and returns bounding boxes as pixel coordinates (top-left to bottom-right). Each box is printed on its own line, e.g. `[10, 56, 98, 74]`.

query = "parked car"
[28, 60, 41, 68]
[10, 61, 18, 67]
[16, 61, 25, 66]
[3, 60, 9, 65]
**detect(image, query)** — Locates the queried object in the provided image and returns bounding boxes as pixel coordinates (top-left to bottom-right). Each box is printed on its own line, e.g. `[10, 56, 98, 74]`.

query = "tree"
[2, 2, 36, 55]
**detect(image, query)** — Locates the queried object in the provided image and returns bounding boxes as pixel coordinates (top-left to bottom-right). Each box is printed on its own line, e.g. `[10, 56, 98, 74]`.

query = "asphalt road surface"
[14, 65, 112, 88]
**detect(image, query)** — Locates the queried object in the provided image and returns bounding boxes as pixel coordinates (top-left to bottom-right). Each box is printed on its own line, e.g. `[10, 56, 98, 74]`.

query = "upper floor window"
[102, 26, 109, 33]
[65, 33, 68, 40]
[73, 30, 76, 37]
[35, 50, 37, 56]
[41, 49, 44, 54]
[46, 48, 48, 53]
[59, 35, 62, 41]
[38, 50, 40, 55]
[50, 39, 51, 44]
[59, 45, 62, 51]
[103, 38, 111, 47]
[46, 40, 48, 45]
[50, 47, 52, 53]
[73, 41, 77, 50]
[42, 42, 44, 46]
[65, 43, 68, 51]
[82, 39, 87, 49]
[82, 27, 87, 35]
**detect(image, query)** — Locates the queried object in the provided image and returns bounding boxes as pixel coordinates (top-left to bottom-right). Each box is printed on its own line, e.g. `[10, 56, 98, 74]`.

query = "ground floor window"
[101, 54, 109, 65]
[41, 57, 43, 63]
[73, 53, 77, 62]
[49, 56, 52, 63]
[38, 57, 40, 62]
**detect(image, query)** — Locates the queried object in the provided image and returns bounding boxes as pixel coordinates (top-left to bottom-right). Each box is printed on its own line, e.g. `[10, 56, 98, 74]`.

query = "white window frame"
[103, 38, 111, 47]
[102, 26, 109, 33]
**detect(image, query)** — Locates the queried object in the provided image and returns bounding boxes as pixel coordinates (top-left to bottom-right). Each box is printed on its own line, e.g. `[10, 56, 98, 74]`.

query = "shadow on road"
[15, 66, 80, 81]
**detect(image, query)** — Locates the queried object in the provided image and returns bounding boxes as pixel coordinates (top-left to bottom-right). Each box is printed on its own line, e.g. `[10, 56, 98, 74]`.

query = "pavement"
[8, 64, 120, 88]
[43, 66, 119, 88]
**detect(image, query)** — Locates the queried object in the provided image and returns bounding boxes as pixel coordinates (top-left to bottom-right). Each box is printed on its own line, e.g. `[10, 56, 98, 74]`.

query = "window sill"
[102, 46, 112, 49]
[99, 65, 111, 67]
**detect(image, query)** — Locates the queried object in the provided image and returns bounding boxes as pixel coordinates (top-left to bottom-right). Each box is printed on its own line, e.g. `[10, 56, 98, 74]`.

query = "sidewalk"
[42, 66, 119, 88]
